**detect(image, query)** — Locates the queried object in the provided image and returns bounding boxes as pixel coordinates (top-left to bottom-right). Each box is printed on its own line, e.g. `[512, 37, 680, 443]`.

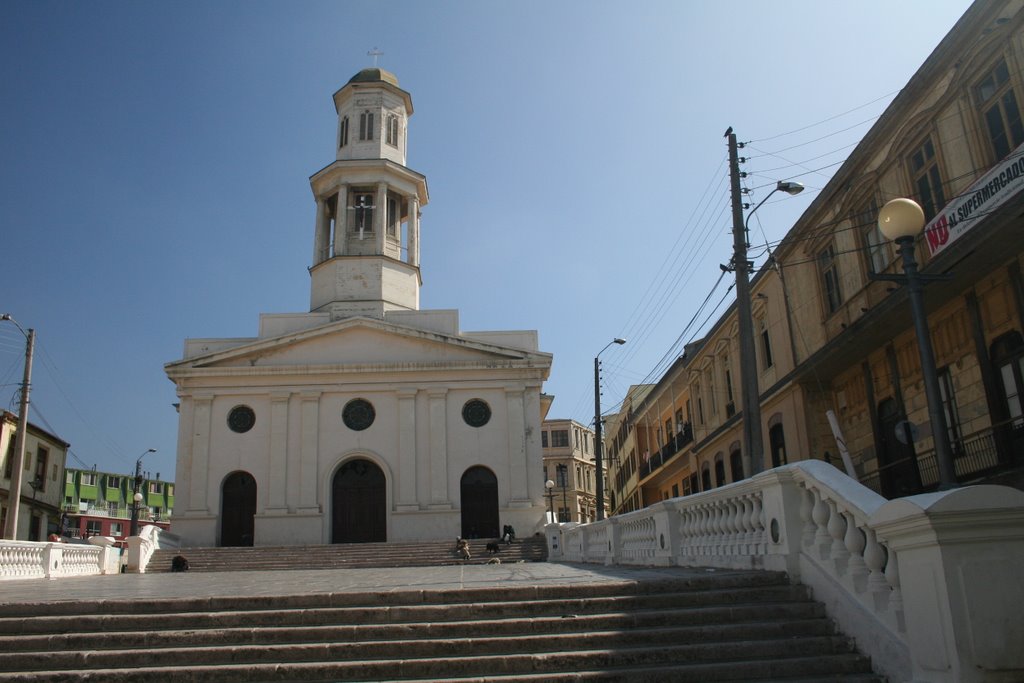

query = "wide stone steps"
[147, 537, 545, 572]
[0, 571, 883, 682]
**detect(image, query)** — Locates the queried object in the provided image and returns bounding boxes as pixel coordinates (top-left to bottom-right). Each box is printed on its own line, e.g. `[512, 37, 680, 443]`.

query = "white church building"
[165, 67, 552, 547]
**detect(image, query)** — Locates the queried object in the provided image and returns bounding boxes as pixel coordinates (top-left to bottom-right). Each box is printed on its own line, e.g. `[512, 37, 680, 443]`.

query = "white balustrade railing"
[0, 540, 120, 581]
[126, 523, 181, 573]
[546, 460, 1024, 683]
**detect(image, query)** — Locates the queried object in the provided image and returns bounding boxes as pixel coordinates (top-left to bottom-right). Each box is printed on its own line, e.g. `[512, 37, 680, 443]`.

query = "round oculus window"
[227, 405, 256, 433]
[462, 399, 492, 428]
[343, 398, 376, 431]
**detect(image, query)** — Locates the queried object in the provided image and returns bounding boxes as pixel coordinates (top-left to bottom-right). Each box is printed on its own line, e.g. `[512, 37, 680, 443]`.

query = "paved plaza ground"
[0, 563, 725, 606]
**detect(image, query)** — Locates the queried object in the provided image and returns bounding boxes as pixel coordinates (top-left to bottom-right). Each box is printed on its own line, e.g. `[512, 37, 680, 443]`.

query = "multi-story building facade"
[0, 411, 69, 541]
[540, 419, 605, 522]
[609, 0, 1024, 513]
[63, 467, 174, 540]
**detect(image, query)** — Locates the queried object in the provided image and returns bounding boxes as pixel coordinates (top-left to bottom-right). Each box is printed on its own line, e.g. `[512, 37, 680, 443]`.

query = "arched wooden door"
[460, 466, 498, 539]
[220, 471, 256, 547]
[332, 458, 386, 544]
[877, 398, 922, 498]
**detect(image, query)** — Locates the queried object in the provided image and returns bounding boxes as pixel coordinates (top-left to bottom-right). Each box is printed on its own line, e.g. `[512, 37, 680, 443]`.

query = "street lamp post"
[130, 448, 156, 536]
[594, 338, 626, 521]
[0, 314, 34, 541]
[877, 198, 958, 490]
[545, 479, 555, 524]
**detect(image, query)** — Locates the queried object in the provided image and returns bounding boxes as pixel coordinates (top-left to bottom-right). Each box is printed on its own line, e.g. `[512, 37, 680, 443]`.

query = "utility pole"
[726, 128, 764, 478]
[594, 357, 604, 520]
[3, 323, 34, 540]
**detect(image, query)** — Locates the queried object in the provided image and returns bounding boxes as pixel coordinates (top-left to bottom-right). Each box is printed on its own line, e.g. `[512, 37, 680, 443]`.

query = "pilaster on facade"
[396, 387, 418, 511]
[266, 391, 291, 513]
[427, 388, 450, 508]
[188, 395, 214, 514]
[297, 391, 321, 513]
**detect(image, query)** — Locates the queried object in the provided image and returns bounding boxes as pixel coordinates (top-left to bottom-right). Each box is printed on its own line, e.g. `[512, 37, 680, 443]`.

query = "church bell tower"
[308, 67, 429, 319]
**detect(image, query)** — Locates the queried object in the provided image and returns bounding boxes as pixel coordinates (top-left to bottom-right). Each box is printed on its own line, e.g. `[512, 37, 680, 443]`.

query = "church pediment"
[166, 317, 549, 374]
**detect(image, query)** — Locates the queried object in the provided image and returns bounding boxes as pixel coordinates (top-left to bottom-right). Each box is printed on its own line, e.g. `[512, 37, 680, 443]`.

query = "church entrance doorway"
[460, 466, 498, 539]
[220, 471, 256, 547]
[332, 458, 386, 543]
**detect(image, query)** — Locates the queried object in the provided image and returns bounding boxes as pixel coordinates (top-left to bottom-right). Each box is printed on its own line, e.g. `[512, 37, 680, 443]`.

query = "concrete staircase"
[0, 570, 882, 682]
[147, 537, 547, 572]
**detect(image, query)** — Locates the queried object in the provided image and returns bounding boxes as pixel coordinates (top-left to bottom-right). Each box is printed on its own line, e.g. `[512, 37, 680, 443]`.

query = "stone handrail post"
[871, 485, 1024, 683]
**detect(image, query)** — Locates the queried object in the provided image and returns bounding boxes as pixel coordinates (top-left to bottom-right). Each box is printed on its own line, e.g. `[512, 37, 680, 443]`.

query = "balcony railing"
[858, 419, 1014, 496]
[639, 423, 693, 480]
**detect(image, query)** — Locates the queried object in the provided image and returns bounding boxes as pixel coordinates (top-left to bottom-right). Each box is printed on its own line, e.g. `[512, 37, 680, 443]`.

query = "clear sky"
[0, 0, 973, 480]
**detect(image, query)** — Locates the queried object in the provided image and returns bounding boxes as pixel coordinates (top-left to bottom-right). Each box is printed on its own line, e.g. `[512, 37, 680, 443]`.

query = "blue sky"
[1, 0, 972, 479]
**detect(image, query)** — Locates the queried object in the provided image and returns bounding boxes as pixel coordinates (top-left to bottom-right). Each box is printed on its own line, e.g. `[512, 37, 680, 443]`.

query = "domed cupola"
[333, 67, 413, 166]
[307, 67, 429, 320]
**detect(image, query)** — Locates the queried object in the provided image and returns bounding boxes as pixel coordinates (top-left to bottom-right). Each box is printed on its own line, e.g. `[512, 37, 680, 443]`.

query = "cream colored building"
[540, 419, 603, 523]
[609, 0, 1024, 513]
[0, 411, 68, 541]
[166, 68, 552, 547]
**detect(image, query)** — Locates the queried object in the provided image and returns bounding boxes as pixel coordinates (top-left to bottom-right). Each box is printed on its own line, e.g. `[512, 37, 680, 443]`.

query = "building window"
[227, 405, 256, 434]
[81, 472, 96, 486]
[701, 464, 712, 491]
[106, 476, 121, 489]
[730, 449, 744, 481]
[108, 501, 118, 516]
[541, 431, 548, 448]
[819, 244, 843, 315]
[149, 482, 163, 494]
[697, 396, 705, 425]
[706, 370, 717, 416]
[975, 57, 1024, 161]
[66, 471, 74, 484]
[167, 485, 174, 496]
[856, 197, 890, 274]
[359, 111, 374, 141]
[759, 319, 774, 370]
[462, 399, 491, 428]
[85, 520, 102, 536]
[909, 136, 946, 220]
[110, 522, 123, 537]
[339, 116, 349, 148]
[937, 368, 963, 451]
[342, 398, 376, 431]
[769, 423, 787, 468]
[386, 114, 399, 146]
[992, 332, 1024, 429]
[551, 430, 569, 448]
[386, 196, 399, 237]
[3, 439, 13, 479]
[351, 192, 375, 236]
[558, 507, 570, 523]
[724, 359, 735, 415]
[556, 463, 568, 487]
[714, 458, 726, 487]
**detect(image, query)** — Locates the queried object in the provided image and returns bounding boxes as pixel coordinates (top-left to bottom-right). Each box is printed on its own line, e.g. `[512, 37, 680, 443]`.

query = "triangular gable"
[166, 316, 549, 371]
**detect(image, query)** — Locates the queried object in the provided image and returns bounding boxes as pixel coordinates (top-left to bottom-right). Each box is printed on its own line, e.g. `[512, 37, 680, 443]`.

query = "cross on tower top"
[367, 47, 384, 67]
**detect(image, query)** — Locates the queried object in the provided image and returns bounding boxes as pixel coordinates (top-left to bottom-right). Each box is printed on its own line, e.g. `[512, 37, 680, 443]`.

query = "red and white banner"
[924, 142, 1024, 257]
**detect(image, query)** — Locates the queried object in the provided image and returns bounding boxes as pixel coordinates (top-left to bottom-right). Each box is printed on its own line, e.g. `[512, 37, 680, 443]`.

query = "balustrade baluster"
[799, 485, 816, 548]
[828, 500, 849, 565]
[884, 547, 905, 630]
[843, 512, 869, 590]
[812, 490, 832, 558]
